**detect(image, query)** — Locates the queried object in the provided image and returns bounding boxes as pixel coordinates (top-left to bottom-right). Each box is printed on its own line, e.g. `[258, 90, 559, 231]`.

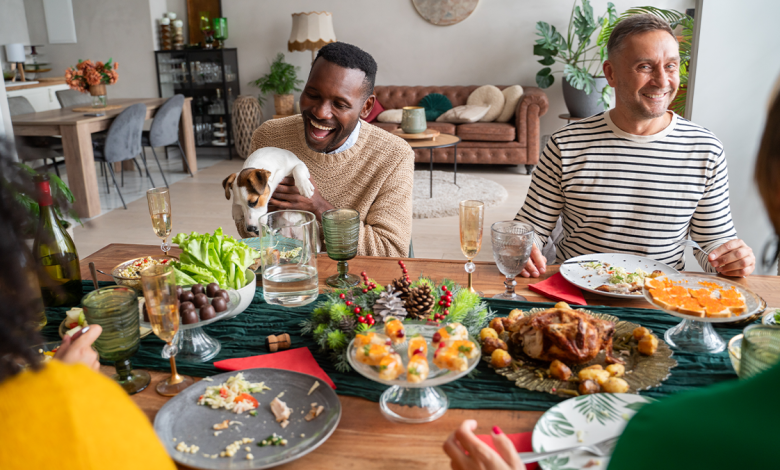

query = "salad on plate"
[581, 261, 664, 295]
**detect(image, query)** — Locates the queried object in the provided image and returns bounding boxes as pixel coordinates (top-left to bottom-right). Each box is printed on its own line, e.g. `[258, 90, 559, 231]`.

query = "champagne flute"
[459, 200, 485, 294]
[491, 221, 534, 300]
[147, 188, 172, 255]
[140, 264, 193, 396]
[322, 208, 361, 288]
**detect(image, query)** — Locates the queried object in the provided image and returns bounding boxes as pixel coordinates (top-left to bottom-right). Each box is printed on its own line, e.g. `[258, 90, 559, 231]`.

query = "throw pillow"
[435, 105, 491, 123]
[364, 98, 385, 123]
[418, 93, 453, 121]
[496, 85, 524, 123]
[466, 85, 505, 122]
[377, 109, 402, 123]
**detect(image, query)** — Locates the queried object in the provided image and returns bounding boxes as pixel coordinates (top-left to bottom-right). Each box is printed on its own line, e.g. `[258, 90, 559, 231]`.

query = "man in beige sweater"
[247, 42, 414, 257]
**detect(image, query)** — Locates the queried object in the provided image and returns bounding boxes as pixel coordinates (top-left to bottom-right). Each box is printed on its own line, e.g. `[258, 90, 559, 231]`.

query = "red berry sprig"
[398, 260, 410, 282]
[339, 293, 346, 299]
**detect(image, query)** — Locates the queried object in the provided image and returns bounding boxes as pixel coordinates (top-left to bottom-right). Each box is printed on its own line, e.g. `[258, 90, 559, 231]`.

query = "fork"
[674, 239, 713, 256]
[517, 436, 619, 464]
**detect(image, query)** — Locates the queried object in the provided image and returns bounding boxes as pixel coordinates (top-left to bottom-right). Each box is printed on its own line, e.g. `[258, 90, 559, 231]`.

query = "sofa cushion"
[419, 93, 452, 121]
[436, 105, 490, 123]
[466, 85, 505, 122]
[377, 109, 402, 123]
[365, 99, 385, 123]
[496, 85, 524, 123]
[456, 122, 516, 142]
[370, 122, 398, 133]
[425, 121, 456, 134]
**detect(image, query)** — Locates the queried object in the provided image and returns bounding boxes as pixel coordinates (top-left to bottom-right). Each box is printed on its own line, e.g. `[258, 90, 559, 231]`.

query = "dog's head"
[222, 168, 272, 234]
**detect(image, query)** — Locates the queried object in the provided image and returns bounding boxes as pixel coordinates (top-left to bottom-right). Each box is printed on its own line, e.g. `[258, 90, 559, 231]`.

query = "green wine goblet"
[323, 208, 361, 288]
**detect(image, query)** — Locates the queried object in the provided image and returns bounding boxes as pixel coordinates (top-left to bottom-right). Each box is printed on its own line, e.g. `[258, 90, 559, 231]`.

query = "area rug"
[413, 170, 508, 219]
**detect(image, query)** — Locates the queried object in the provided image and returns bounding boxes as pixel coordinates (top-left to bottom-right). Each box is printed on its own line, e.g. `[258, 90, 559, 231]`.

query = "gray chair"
[92, 103, 152, 209]
[8, 96, 64, 176]
[141, 94, 192, 187]
[55, 89, 92, 108]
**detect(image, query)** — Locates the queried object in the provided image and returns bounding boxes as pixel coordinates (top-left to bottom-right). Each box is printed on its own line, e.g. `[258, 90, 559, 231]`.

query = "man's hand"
[443, 420, 525, 470]
[53, 325, 102, 371]
[708, 239, 755, 277]
[268, 177, 334, 221]
[519, 245, 547, 278]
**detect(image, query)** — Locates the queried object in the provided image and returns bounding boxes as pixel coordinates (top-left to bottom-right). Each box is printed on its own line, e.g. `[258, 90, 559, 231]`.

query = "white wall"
[0, 0, 32, 66]
[687, 0, 780, 274]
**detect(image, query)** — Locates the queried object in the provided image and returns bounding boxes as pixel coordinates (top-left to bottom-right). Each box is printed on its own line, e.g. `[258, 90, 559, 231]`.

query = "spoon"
[88, 262, 99, 290]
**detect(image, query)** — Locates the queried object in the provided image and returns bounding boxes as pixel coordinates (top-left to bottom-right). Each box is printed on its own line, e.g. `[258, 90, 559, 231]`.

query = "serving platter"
[154, 368, 341, 470]
[559, 254, 679, 299]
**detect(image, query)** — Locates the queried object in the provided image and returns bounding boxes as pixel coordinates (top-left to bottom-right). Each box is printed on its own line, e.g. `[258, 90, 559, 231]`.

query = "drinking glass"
[322, 208, 360, 288]
[739, 325, 780, 379]
[147, 188, 172, 255]
[491, 221, 534, 301]
[260, 210, 319, 308]
[82, 285, 151, 395]
[459, 200, 485, 294]
[141, 264, 193, 396]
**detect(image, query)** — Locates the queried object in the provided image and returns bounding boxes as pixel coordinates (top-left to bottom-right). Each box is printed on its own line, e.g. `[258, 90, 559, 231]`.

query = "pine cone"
[391, 277, 412, 303]
[338, 316, 356, 334]
[404, 284, 434, 320]
[373, 288, 407, 322]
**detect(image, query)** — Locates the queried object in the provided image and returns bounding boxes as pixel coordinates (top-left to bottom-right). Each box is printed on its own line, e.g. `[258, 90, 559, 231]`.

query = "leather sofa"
[370, 85, 548, 170]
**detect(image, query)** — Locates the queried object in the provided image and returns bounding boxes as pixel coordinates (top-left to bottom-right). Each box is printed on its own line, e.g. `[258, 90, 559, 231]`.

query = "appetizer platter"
[347, 319, 481, 423]
[559, 254, 679, 299]
[482, 303, 677, 396]
[154, 369, 341, 470]
[642, 273, 766, 353]
[532, 393, 655, 470]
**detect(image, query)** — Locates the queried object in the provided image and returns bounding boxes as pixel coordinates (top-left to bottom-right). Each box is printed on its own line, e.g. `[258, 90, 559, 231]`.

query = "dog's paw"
[297, 178, 315, 199]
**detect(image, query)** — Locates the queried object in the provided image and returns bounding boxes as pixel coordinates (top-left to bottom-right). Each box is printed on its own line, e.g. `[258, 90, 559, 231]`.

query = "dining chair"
[141, 94, 192, 187]
[8, 96, 64, 176]
[55, 89, 92, 108]
[92, 103, 151, 209]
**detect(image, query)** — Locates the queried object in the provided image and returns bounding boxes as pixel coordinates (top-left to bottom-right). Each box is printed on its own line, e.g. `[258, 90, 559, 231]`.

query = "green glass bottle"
[21, 247, 48, 329]
[33, 174, 82, 307]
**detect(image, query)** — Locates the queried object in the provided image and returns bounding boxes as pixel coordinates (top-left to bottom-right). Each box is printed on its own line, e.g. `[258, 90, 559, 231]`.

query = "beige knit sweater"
[249, 115, 414, 257]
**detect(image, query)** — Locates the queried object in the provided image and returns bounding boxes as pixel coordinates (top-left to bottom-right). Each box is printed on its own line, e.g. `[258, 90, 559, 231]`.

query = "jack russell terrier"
[222, 147, 314, 236]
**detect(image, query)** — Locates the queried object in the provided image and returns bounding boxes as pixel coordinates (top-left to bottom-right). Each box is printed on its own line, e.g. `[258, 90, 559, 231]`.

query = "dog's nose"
[246, 225, 258, 234]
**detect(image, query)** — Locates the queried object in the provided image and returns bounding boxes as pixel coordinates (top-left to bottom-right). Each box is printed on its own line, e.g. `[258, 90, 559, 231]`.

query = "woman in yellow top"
[0, 141, 175, 470]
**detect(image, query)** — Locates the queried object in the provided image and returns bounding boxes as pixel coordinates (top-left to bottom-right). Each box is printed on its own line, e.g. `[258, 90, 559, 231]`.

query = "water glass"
[491, 221, 534, 301]
[740, 325, 780, 379]
[260, 210, 319, 307]
[323, 208, 360, 288]
[82, 285, 151, 395]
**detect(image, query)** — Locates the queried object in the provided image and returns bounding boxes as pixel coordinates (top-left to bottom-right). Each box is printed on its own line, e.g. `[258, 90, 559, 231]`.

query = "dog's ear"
[247, 169, 272, 197]
[222, 173, 237, 200]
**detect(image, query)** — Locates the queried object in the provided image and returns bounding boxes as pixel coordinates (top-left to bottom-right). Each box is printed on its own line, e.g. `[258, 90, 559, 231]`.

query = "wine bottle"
[32, 174, 82, 307]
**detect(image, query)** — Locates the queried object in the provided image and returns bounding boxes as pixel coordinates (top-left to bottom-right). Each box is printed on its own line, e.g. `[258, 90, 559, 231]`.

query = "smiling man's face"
[605, 30, 680, 121]
[300, 59, 375, 153]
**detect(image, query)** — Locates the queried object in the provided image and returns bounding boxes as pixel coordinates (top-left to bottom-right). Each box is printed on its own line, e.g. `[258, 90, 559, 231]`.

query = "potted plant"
[250, 53, 303, 115]
[534, 0, 617, 118]
[64, 58, 119, 109]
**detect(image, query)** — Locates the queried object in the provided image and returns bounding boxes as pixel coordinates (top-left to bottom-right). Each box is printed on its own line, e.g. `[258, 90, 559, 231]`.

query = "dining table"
[78, 243, 780, 469]
[11, 98, 197, 219]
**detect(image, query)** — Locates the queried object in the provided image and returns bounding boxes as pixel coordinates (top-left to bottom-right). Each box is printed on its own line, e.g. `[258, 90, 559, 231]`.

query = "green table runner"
[41, 281, 747, 411]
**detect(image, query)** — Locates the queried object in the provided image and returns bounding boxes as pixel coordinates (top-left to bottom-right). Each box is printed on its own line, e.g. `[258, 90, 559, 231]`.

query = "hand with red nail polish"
[443, 419, 525, 470]
[54, 325, 102, 371]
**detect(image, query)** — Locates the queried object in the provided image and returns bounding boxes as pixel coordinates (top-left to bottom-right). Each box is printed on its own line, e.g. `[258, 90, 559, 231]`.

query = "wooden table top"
[82, 244, 780, 469]
[11, 97, 191, 127]
[406, 133, 460, 149]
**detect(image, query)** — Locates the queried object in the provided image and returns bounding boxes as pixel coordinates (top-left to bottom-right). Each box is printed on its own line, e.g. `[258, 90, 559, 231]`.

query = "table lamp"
[5, 43, 26, 82]
[288, 12, 336, 64]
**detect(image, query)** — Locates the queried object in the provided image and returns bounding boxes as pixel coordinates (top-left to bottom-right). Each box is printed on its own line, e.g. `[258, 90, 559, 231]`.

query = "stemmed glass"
[459, 200, 485, 294]
[147, 188, 172, 255]
[141, 264, 193, 396]
[491, 221, 534, 301]
[322, 208, 361, 288]
[82, 285, 151, 395]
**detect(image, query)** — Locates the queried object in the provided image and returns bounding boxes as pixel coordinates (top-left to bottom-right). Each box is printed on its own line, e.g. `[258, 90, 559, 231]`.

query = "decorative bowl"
[110, 255, 179, 292]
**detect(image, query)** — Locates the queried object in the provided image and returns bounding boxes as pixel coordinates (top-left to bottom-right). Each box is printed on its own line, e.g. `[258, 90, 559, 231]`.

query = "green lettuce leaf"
[172, 228, 257, 289]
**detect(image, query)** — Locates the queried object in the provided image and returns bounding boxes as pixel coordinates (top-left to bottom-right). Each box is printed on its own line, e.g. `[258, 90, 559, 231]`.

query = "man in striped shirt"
[517, 14, 755, 278]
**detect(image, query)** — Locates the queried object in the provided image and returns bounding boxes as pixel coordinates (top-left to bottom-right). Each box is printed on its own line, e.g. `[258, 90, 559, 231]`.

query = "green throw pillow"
[418, 93, 453, 122]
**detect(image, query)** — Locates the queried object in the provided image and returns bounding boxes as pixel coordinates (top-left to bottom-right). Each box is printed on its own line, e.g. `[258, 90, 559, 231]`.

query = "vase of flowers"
[64, 59, 119, 108]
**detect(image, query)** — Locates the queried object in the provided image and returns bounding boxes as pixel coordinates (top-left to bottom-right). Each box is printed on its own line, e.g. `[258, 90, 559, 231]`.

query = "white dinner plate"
[559, 254, 679, 299]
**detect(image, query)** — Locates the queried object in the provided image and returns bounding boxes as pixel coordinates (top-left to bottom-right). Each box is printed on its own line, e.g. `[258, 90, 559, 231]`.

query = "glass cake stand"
[347, 320, 480, 424]
[642, 273, 766, 354]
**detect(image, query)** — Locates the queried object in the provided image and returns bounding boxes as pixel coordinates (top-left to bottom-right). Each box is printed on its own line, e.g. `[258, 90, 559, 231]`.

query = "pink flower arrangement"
[65, 59, 119, 93]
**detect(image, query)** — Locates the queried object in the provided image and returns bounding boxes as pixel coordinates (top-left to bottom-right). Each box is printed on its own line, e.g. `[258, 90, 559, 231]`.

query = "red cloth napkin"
[476, 431, 537, 470]
[529, 272, 587, 306]
[213, 347, 336, 389]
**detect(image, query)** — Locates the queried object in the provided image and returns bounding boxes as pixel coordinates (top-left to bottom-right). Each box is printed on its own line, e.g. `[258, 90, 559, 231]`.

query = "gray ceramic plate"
[154, 368, 341, 469]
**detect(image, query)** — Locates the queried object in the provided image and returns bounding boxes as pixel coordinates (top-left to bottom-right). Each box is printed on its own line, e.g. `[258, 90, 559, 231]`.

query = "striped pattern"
[515, 111, 737, 272]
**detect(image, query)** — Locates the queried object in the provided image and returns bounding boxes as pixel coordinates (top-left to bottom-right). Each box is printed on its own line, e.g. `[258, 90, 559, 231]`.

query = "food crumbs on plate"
[300, 433, 305, 438]
[258, 433, 288, 447]
[213, 431, 222, 436]
[221, 438, 255, 457]
[249, 410, 258, 417]
[583, 459, 601, 468]
[276, 391, 285, 398]
[213, 419, 230, 430]
[307, 380, 320, 395]
[622, 413, 631, 421]
[175, 442, 199, 454]
[172, 438, 177, 442]
[304, 403, 325, 421]
[245, 447, 251, 452]
[576, 430, 585, 443]
[203, 377, 214, 382]
[280, 419, 290, 428]
[246, 454, 254, 460]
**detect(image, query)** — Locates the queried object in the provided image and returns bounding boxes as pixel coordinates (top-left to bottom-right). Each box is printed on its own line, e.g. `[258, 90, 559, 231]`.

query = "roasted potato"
[579, 379, 601, 395]
[507, 309, 524, 321]
[554, 302, 571, 310]
[650, 270, 664, 278]
[549, 360, 572, 381]
[602, 377, 630, 393]
[582, 364, 603, 371]
[491, 349, 512, 368]
[489, 318, 505, 334]
[606, 364, 625, 377]
[481, 337, 508, 355]
[480, 327, 498, 341]
[578, 368, 610, 386]
[638, 334, 659, 356]
[632, 327, 651, 341]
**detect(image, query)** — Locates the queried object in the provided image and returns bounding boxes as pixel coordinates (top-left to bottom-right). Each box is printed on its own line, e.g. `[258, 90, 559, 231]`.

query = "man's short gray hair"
[607, 14, 677, 59]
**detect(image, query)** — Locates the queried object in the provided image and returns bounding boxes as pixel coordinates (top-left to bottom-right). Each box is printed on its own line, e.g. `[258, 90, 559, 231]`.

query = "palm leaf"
[573, 394, 624, 425]
[537, 410, 575, 438]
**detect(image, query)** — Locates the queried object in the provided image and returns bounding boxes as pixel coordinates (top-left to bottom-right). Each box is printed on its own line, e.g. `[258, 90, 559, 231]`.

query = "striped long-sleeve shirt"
[515, 111, 738, 272]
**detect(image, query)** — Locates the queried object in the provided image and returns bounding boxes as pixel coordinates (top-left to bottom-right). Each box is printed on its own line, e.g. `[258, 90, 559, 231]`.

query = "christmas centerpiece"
[64, 59, 119, 108]
[301, 260, 494, 372]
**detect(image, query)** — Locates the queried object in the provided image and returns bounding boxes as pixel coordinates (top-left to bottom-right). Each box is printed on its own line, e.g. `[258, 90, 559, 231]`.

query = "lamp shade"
[5, 43, 26, 63]
[288, 12, 336, 52]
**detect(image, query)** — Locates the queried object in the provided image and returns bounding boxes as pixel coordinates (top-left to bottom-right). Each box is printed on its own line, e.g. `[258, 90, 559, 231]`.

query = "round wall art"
[412, 0, 480, 26]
